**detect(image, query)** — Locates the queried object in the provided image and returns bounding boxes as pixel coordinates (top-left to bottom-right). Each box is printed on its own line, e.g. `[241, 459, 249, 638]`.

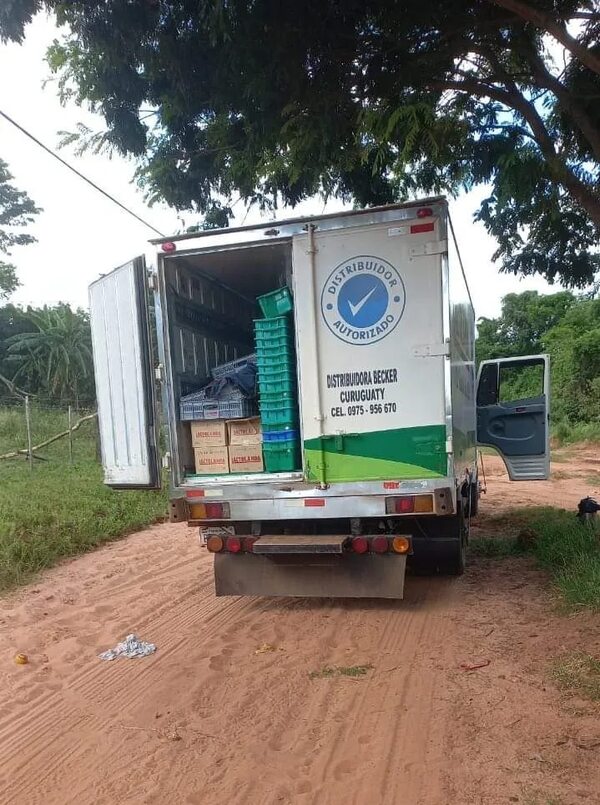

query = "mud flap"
[213, 553, 407, 599]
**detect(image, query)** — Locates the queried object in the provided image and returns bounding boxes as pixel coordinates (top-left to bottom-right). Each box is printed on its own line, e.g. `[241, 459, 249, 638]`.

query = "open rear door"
[476, 355, 550, 481]
[89, 256, 160, 488]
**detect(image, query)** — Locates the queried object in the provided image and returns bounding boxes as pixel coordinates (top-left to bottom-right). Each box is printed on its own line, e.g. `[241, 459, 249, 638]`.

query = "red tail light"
[372, 536, 389, 554]
[351, 537, 368, 554]
[205, 502, 230, 519]
[395, 496, 415, 513]
[226, 537, 242, 553]
[161, 241, 176, 253]
[417, 207, 433, 218]
[244, 537, 258, 552]
[410, 222, 434, 234]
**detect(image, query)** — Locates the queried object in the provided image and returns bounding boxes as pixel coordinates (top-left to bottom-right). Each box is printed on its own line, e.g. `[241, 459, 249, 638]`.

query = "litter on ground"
[98, 634, 156, 661]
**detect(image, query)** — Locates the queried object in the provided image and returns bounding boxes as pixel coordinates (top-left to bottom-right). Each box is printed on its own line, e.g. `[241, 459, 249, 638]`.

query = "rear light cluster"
[349, 536, 411, 555]
[207, 536, 257, 553]
[384, 494, 433, 514]
[189, 502, 231, 520]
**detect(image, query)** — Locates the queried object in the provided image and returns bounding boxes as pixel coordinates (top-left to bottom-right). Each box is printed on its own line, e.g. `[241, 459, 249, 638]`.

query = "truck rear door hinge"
[147, 271, 157, 291]
[162, 452, 171, 470]
[410, 239, 448, 257]
[155, 363, 165, 382]
[413, 340, 450, 358]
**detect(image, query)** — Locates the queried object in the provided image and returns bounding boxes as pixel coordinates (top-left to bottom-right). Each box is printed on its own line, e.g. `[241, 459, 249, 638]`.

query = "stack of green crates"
[255, 301, 301, 472]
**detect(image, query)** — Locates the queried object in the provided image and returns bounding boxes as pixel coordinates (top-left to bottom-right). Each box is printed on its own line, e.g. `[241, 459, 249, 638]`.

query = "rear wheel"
[409, 506, 468, 576]
[468, 480, 479, 518]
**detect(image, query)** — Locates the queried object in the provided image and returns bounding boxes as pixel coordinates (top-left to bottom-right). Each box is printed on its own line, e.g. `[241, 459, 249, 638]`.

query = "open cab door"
[89, 256, 160, 489]
[476, 355, 550, 481]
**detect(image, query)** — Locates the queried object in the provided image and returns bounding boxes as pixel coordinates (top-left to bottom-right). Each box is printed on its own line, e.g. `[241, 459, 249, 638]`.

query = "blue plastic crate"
[211, 354, 256, 379]
[263, 429, 299, 443]
[180, 396, 258, 421]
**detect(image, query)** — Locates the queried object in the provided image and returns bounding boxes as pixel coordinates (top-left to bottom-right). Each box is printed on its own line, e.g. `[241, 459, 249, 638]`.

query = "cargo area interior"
[163, 241, 303, 482]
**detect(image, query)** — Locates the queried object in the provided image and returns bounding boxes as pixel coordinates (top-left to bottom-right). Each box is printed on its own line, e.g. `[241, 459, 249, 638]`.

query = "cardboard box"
[228, 443, 264, 474]
[227, 417, 262, 445]
[194, 445, 229, 475]
[190, 419, 227, 447]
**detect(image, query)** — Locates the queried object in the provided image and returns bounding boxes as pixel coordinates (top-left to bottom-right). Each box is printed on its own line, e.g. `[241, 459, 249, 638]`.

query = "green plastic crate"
[263, 441, 301, 472]
[260, 410, 299, 428]
[255, 331, 295, 349]
[254, 316, 291, 334]
[258, 376, 297, 395]
[259, 389, 296, 403]
[256, 350, 295, 369]
[257, 364, 296, 380]
[258, 287, 293, 319]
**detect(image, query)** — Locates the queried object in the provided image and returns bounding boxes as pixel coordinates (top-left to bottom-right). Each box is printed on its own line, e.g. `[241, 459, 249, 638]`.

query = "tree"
[544, 298, 600, 421]
[476, 290, 576, 362]
[0, 158, 40, 299]
[6, 304, 95, 405]
[475, 290, 600, 423]
[2, 2, 599, 286]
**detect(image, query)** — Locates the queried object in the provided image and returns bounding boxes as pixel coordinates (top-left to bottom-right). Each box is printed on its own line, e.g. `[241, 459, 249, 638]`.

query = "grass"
[551, 652, 600, 702]
[469, 536, 523, 557]
[475, 507, 600, 612]
[309, 664, 374, 680]
[0, 405, 167, 591]
[552, 420, 600, 446]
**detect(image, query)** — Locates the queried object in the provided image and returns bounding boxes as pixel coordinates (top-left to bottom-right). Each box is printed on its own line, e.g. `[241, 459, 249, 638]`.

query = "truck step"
[252, 535, 348, 555]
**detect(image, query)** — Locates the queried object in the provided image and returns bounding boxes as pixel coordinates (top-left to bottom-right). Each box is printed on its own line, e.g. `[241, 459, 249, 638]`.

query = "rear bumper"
[214, 553, 407, 599]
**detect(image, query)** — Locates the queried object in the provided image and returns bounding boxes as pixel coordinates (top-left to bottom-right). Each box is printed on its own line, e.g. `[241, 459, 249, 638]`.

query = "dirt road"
[1, 450, 599, 805]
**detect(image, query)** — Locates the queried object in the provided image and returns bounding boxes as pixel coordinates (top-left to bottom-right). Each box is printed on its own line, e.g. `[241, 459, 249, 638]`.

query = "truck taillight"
[392, 536, 411, 554]
[226, 537, 242, 553]
[189, 502, 231, 519]
[206, 536, 224, 553]
[351, 537, 368, 554]
[244, 537, 258, 552]
[385, 495, 433, 514]
[372, 536, 389, 554]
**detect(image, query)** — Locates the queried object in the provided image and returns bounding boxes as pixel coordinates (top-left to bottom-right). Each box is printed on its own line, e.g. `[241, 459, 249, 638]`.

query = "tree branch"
[431, 77, 600, 228]
[487, 0, 600, 76]
[524, 43, 600, 164]
[0, 411, 98, 461]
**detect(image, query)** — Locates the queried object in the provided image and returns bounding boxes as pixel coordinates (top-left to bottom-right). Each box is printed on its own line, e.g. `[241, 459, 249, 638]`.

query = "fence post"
[25, 395, 33, 472]
[68, 405, 73, 465]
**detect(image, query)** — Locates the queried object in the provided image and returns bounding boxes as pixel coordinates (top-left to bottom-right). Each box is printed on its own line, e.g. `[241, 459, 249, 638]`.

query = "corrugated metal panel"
[169, 263, 254, 389]
[89, 257, 160, 488]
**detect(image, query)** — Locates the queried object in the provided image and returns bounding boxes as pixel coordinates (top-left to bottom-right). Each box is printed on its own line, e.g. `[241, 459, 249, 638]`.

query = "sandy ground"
[1, 449, 599, 805]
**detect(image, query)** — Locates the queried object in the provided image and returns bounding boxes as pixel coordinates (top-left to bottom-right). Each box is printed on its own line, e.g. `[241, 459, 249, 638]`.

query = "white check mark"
[348, 285, 378, 317]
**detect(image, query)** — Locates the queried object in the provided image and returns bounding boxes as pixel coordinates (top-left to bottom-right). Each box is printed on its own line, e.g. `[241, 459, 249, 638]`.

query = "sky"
[0, 13, 557, 319]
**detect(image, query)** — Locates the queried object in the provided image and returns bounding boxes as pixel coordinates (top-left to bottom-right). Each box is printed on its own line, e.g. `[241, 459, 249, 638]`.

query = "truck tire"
[441, 531, 467, 576]
[468, 481, 479, 518]
[409, 508, 468, 576]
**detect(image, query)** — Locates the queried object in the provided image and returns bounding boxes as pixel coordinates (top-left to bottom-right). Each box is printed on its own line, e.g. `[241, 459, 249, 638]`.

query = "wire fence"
[0, 395, 99, 469]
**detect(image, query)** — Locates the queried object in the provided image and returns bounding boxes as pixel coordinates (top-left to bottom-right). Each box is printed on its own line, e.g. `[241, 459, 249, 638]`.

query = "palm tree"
[7, 305, 94, 406]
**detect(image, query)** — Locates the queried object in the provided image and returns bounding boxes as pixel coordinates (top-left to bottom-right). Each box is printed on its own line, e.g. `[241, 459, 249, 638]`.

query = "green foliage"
[1, 2, 599, 285]
[551, 652, 600, 701]
[3, 304, 95, 403]
[0, 405, 166, 590]
[469, 536, 523, 557]
[477, 291, 600, 427]
[0, 157, 40, 299]
[509, 507, 600, 611]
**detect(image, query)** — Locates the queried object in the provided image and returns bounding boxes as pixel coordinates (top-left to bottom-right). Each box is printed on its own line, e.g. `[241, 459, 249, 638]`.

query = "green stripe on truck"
[304, 425, 447, 483]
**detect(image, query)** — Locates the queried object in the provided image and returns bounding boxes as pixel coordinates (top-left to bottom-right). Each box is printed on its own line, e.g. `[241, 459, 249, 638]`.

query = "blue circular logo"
[321, 255, 406, 345]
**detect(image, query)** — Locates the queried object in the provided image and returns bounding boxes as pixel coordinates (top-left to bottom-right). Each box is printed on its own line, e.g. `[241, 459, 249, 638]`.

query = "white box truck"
[89, 197, 550, 598]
